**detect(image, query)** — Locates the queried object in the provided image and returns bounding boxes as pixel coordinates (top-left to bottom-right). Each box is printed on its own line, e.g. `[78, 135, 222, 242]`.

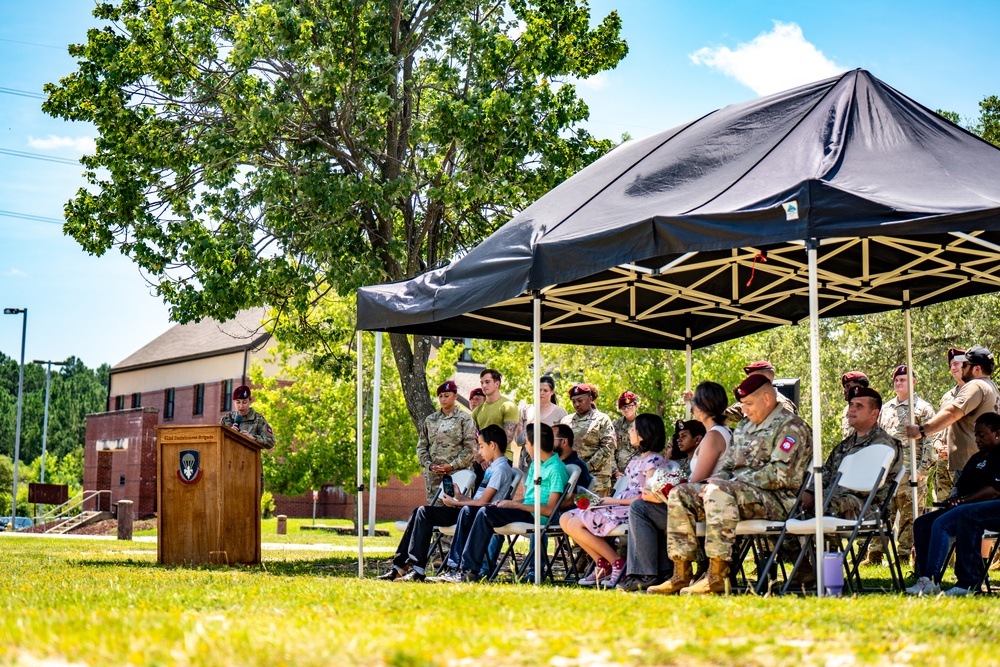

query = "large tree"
[44, 0, 627, 429]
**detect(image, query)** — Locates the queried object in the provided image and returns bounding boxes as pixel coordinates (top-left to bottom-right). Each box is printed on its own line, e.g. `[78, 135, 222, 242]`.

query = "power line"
[0, 37, 64, 51]
[0, 210, 64, 225]
[0, 148, 79, 165]
[0, 86, 45, 100]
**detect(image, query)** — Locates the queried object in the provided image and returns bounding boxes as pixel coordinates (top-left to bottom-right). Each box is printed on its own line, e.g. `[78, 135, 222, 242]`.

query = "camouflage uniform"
[931, 385, 961, 500]
[723, 393, 797, 428]
[417, 408, 477, 505]
[667, 406, 812, 562]
[841, 404, 854, 440]
[872, 394, 935, 555]
[561, 408, 616, 496]
[221, 408, 276, 449]
[611, 416, 638, 478]
[819, 425, 902, 519]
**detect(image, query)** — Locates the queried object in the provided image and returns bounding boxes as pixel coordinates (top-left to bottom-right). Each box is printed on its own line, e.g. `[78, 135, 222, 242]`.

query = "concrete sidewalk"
[0, 532, 393, 553]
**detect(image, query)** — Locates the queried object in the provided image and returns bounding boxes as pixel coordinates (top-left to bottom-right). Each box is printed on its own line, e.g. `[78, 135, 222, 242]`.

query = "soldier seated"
[648, 374, 812, 595]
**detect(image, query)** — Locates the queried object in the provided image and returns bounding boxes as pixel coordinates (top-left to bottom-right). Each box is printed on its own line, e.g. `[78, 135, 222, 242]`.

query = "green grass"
[135, 517, 401, 550]
[1, 534, 998, 666]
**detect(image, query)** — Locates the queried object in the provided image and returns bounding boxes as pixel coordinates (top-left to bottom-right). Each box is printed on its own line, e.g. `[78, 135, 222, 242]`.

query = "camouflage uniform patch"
[417, 409, 477, 505]
[562, 408, 616, 495]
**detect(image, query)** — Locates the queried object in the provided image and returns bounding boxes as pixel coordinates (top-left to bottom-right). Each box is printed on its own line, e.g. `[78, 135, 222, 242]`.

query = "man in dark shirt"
[554, 423, 593, 494]
[907, 412, 1000, 595]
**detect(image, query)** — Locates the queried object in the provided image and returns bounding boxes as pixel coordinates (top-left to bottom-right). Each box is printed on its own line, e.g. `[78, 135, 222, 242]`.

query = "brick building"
[83, 315, 479, 522]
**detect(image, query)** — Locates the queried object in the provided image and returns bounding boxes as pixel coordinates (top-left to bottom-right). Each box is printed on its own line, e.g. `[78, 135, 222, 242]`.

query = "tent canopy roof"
[357, 69, 1000, 348]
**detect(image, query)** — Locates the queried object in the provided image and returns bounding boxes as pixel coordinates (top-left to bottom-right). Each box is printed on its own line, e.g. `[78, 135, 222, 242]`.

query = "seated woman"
[687, 381, 732, 483]
[907, 411, 1000, 596]
[560, 412, 669, 587]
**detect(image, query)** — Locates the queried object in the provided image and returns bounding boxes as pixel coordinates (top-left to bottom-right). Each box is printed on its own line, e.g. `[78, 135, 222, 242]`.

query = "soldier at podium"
[222, 385, 276, 449]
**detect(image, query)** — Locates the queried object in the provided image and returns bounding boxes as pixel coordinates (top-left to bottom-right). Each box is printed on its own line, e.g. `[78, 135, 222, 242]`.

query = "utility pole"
[3, 308, 27, 528]
[33, 360, 67, 483]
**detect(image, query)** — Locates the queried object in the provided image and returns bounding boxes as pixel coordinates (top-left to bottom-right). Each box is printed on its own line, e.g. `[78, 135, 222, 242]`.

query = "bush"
[260, 490, 275, 519]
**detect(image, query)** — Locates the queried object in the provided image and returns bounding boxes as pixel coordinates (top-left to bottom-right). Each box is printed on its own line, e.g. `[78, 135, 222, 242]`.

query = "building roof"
[112, 308, 271, 372]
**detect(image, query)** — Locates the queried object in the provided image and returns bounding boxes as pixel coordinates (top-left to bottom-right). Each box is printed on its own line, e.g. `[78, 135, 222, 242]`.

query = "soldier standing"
[417, 381, 478, 505]
[932, 348, 966, 500]
[867, 365, 934, 565]
[561, 383, 616, 496]
[648, 375, 812, 595]
[612, 391, 640, 480]
[840, 371, 870, 439]
[221, 385, 276, 449]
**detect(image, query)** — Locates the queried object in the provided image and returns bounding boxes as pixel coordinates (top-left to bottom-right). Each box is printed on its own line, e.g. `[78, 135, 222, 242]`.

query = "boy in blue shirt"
[437, 422, 569, 583]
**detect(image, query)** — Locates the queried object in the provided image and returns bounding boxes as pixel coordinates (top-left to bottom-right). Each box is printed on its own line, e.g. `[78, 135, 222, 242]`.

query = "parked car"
[0, 517, 34, 532]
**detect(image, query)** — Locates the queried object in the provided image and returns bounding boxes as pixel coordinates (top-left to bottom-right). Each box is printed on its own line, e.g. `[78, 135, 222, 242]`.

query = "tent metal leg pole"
[904, 292, 919, 542]
[685, 328, 693, 419]
[533, 294, 542, 585]
[356, 330, 365, 577]
[368, 332, 383, 537]
[807, 240, 825, 597]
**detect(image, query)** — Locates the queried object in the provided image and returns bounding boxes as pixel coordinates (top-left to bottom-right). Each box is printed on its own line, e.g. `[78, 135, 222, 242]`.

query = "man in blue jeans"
[907, 411, 1000, 596]
[435, 423, 568, 583]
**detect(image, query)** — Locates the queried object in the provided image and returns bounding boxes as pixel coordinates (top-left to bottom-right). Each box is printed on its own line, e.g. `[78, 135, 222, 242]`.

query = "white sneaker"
[943, 586, 974, 597]
[905, 577, 940, 596]
[578, 568, 603, 587]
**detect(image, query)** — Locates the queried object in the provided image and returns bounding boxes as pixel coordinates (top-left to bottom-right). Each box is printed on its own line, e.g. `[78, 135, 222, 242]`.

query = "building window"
[193, 383, 205, 416]
[115, 395, 125, 410]
[131, 392, 142, 408]
[164, 388, 175, 420]
[222, 379, 233, 412]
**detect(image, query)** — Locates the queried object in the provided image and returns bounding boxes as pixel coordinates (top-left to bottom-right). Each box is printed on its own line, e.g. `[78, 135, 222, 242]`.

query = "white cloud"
[2, 268, 28, 278]
[27, 134, 97, 153]
[690, 21, 845, 96]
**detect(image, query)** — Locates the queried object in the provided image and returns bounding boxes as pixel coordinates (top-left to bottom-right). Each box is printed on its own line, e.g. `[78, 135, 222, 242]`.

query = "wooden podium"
[156, 424, 267, 566]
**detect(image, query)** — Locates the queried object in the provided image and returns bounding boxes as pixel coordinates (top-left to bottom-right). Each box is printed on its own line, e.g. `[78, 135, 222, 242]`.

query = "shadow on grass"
[66, 554, 395, 579]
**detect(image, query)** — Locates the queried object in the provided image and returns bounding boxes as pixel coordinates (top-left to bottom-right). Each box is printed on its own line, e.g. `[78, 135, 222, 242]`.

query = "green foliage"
[0, 355, 107, 463]
[0, 454, 12, 515]
[260, 490, 275, 519]
[43, 0, 628, 430]
[251, 298, 419, 496]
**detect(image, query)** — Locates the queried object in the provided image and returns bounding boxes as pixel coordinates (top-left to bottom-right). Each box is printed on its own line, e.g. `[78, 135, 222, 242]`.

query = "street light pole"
[33, 360, 67, 484]
[3, 308, 27, 528]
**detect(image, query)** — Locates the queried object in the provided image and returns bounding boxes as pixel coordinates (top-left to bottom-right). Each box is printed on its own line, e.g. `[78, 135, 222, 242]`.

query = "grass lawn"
[1, 527, 998, 666]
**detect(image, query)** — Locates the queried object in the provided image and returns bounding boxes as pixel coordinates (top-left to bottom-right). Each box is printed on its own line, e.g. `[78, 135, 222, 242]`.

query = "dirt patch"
[71, 519, 157, 536]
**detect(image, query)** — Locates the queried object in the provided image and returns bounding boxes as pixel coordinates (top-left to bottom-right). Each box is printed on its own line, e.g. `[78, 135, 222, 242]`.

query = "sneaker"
[430, 569, 464, 584]
[616, 575, 660, 592]
[377, 568, 403, 581]
[396, 569, 425, 582]
[578, 568, 602, 587]
[461, 569, 484, 583]
[425, 567, 454, 583]
[603, 558, 626, 588]
[943, 586, 974, 597]
[905, 576, 940, 596]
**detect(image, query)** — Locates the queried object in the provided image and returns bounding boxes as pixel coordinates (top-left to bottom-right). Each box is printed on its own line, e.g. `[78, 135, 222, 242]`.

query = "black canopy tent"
[355, 69, 1000, 592]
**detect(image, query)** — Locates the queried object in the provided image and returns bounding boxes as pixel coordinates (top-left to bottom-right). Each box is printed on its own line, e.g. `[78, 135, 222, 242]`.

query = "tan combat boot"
[680, 558, 730, 595]
[646, 560, 693, 595]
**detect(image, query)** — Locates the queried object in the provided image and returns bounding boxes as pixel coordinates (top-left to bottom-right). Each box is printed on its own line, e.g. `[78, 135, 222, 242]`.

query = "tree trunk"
[388, 332, 435, 429]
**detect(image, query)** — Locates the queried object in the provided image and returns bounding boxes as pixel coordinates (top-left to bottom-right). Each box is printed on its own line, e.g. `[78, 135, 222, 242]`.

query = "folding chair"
[555, 473, 632, 584]
[490, 465, 581, 582]
[393, 468, 477, 535]
[778, 444, 902, 594]
[979, 530, 1000, 593]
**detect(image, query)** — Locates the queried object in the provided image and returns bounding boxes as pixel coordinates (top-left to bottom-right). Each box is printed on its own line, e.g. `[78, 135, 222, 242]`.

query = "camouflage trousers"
[667, 480, 789, 561]
[931, 458, 953, 502]
[869, 474, 927, 555]
[424, 471, 444, 506]
[824, 493, 865, 520]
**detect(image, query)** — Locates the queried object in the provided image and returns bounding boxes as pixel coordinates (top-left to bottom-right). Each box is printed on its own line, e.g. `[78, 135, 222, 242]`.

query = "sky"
[1, 1, 998, 370]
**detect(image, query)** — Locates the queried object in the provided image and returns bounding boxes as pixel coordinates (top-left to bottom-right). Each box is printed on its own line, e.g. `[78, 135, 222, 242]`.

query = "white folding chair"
[779, 444, 901, 594]
[394, 468, 477, 533]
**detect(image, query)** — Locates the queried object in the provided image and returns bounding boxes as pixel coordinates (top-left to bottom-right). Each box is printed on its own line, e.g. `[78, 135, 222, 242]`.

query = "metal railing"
[35, 490, 112, 527]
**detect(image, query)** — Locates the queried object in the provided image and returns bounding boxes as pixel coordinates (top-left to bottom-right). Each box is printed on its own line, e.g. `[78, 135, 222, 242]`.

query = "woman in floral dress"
[560, 412, 669, 586]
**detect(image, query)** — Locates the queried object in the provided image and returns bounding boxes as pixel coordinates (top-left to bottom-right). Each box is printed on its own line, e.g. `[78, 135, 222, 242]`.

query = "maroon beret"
[948, 348, 967, 364]
[569, 383, 594, 398]
[734, 374, 772, 400]
[617, 391, 639, 409]
[233, 385, 251, 400]
[840, 371, 869, 387]
[469, 388, 485, 399]
[892, 365, 911, 380]
[743, 360, 775, 374]
[851, 386, 883, 409]
[437, 381, 458, 395]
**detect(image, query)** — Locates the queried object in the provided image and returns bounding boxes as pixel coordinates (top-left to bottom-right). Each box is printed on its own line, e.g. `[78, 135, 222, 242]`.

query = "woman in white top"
[688, 381, 732, 483]
[514, 376, 569, 471]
